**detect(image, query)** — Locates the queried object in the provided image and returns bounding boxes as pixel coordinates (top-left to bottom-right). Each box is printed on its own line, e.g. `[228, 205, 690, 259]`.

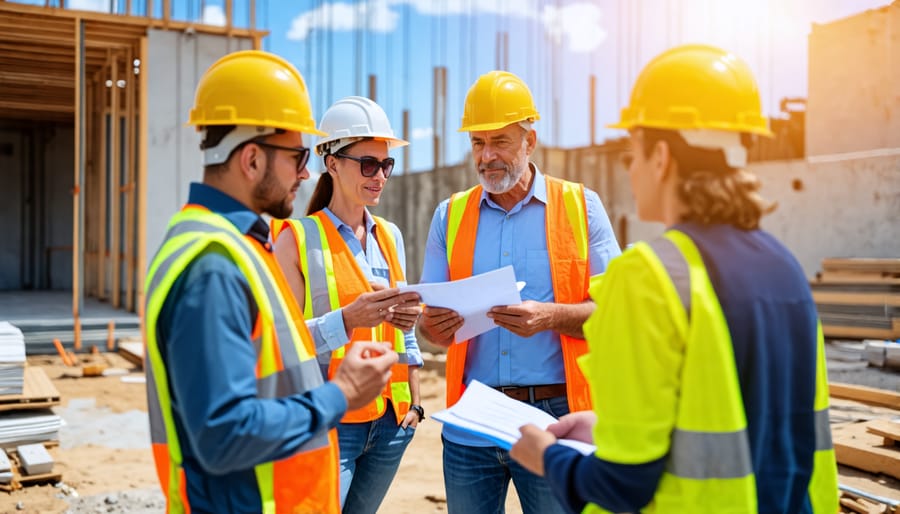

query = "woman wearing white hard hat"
[272, 96, 423, 514]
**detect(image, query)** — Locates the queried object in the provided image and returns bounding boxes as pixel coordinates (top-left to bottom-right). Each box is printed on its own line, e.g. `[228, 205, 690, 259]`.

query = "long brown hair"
[641, 128, 775, 230]
[306, 170, 333, 215]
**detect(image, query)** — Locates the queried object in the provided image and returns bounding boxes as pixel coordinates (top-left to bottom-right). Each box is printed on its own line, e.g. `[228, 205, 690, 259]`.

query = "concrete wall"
[145, 29, 253, 258]
[378, 143, 899, 283]
[807, 2, 900, 156]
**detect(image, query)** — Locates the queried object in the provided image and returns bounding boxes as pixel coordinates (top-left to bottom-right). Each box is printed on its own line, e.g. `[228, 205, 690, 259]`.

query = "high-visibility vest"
[444, 175, 592, 411]
[272, 211, 411, 424]
[145, 205, 340, 514]
[581, 230, 838, 513]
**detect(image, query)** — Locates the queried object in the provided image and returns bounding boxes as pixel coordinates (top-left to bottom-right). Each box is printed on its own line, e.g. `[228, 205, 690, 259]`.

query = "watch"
[409, 404, 425, 422]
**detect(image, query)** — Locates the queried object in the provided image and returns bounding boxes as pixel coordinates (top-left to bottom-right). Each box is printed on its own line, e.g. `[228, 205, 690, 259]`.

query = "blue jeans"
[442, 395, 570, 514]
[338, 404, 415, 514]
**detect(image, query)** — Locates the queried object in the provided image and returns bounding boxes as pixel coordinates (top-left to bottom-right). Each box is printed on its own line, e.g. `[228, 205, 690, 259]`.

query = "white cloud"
[411, 127, 434, 140]
[391, 0, 539, 18]
[542, 3, 607, 53]
[201, 5, 227, 27]
[287, 0, 606, 53]
[68, 0, 110, 12]
[287, 1, 399, 41]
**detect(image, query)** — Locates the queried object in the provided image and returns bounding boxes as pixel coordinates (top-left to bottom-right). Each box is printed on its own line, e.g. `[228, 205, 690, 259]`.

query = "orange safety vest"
[444, 175, 593, 412]
[272, 211, 411, 424]
[145, 206, 340, 514]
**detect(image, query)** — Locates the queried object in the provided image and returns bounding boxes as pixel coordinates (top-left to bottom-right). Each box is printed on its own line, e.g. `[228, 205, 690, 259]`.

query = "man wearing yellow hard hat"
[417, 70, 620, 513]
[510, 44, 839, 514]
[143, 50, 398, 513]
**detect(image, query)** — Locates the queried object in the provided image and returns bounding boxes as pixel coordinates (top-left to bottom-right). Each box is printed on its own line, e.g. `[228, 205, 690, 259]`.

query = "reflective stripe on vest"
[583, 232, 836, 514]
[274, 213, 411, 424]
[145, 207, 340, 514]
[444, 175, 592, 411]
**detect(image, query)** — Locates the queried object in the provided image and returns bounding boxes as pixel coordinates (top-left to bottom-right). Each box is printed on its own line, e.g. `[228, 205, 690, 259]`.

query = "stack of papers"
[431, 380, 596, 455]
[0, 322, 26, 396]
[400, 266, 524, 341]
[0, 410, 64, 449]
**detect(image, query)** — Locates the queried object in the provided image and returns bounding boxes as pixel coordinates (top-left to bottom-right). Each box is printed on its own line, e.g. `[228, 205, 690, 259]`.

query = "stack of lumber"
[811, 258, 900, 340]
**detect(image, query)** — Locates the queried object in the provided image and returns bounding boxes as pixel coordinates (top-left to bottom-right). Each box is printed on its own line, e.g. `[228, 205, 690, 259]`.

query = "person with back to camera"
[509, 44, 839, 514]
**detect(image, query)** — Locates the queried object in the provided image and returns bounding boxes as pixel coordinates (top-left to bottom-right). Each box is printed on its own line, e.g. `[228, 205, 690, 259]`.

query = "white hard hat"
[315, 96, 409, 156]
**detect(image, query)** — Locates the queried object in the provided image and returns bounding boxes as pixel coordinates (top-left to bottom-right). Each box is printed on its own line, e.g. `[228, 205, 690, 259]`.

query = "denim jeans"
[442, 395, 570, 514]
[338, 404, 415, 514]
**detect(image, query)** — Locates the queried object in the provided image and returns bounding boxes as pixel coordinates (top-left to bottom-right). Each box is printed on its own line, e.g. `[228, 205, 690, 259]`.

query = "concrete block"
[865, 340, 889, 367]
[16, 444, 53, 475]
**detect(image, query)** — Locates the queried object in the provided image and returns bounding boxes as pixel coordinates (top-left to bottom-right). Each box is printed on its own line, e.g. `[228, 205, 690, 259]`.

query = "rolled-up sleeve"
[584, 188, 621, 275]
[306, 309, 349, 354]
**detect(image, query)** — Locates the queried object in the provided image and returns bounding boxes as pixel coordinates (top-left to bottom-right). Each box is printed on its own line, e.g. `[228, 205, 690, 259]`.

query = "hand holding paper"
[430, 380, 596, 456]
[401, 266, 524, 342]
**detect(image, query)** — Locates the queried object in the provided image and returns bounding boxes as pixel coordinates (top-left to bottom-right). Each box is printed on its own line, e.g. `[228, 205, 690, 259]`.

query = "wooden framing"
[0, 1, 267, 321]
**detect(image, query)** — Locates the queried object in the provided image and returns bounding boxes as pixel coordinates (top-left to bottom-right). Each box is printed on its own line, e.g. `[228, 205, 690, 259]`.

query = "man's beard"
[478, 161, 525, 194]
[253, 163, 295, 219]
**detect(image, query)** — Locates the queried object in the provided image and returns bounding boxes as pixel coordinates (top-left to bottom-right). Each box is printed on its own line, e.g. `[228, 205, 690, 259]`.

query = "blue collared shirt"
[155, 183, 347, 513]
[311, 208, 423, 367]
[420, 166, 621, 446]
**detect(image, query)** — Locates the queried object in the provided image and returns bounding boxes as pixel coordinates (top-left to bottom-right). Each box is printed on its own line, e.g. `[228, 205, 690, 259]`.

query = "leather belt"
[494, 384, 567, 403]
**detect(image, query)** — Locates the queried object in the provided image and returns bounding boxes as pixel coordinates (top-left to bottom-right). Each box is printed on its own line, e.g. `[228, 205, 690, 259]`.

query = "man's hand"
[487, 300, 554, 338]
[418, 306, 463, 347]
[546, 411, 596, 443]
[342, 285, 421, 333]
[510, 424, 557, 476]
[387, 303, 423, 332]
[331, 342, 398, 410]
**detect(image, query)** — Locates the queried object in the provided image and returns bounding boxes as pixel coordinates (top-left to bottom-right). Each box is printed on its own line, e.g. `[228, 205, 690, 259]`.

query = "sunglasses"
[252, 140, 311, 172]
[335, 153, 395, 178]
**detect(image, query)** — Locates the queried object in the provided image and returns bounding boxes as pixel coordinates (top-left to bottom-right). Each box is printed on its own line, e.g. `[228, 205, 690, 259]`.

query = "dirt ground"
[0, 354, 523, 514]
[1, 354, 898, 513]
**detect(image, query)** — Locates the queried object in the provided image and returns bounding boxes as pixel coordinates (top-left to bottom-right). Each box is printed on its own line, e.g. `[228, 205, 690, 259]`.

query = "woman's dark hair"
[640, 128, 775, 229]
[306, 141, 361, 215]
[306, 171, 333, 215]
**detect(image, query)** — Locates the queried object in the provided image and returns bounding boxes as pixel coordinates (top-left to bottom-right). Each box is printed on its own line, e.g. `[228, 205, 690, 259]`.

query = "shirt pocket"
[524, 249, 553, 300]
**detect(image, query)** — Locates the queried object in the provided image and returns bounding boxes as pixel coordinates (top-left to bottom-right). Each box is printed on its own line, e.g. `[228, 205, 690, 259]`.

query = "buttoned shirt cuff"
[405, 334, 424, 367]
[306, 309, 350, 354]
[315, 381, 349, 428]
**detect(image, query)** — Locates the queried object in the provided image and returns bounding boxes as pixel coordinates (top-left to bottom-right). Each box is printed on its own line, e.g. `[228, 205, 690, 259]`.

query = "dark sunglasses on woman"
[336, 153, 395, 178]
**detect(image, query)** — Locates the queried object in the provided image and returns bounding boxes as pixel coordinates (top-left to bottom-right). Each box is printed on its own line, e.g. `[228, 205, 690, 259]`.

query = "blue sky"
[21, 0, 893, 171]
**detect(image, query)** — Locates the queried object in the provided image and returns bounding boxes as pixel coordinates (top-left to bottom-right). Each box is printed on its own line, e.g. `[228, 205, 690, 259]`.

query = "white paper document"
[431, 380, 597, 455]
[400, 265, 523, 341]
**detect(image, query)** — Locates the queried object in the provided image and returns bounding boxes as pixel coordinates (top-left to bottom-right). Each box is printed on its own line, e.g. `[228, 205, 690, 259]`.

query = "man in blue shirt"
[145, 50, 398, 513]
[417, 71, 620, 514]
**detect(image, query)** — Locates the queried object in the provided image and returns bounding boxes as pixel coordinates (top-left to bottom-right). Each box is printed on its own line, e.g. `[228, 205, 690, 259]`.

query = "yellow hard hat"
[459, 71, 540, 132]
[188, 50, 326, 136]
[609, 44, 772, 137]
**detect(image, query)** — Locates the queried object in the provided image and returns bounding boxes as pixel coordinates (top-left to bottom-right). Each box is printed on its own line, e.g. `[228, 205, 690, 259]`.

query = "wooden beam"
[110, 52, 121, 309]
[96, 52, 108, 301]
[0, 71, 73, 88]
[73, 16, 84, 350]
[0, 99, 75, 113]
[136, 35, 148, 318]
[830, 383, 900, 410]
[124, 46, 136, 312]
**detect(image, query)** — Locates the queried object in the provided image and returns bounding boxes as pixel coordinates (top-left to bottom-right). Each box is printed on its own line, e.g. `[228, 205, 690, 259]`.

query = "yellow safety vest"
[145, 205, 340, 514]
[580, 229, 838, 513]
[444, 175, 593, 412]
[272, 212, 411, 424]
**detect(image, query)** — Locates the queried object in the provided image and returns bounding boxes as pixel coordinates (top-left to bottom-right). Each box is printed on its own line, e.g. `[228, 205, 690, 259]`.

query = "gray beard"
[478, 164, 525, 194]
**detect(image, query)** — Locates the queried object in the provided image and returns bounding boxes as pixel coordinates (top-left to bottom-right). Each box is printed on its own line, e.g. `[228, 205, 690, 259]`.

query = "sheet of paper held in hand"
[400, 265, 525, 341]
[431, 380, 597, 455]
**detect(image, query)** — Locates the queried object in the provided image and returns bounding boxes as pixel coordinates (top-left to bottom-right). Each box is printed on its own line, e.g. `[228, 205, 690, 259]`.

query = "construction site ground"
[0, 353, 898, 513]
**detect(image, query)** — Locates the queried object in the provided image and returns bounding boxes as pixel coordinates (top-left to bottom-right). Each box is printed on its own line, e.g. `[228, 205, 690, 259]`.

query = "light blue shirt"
[420, 165, 620, 446]
[309, 208, 423, 368]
